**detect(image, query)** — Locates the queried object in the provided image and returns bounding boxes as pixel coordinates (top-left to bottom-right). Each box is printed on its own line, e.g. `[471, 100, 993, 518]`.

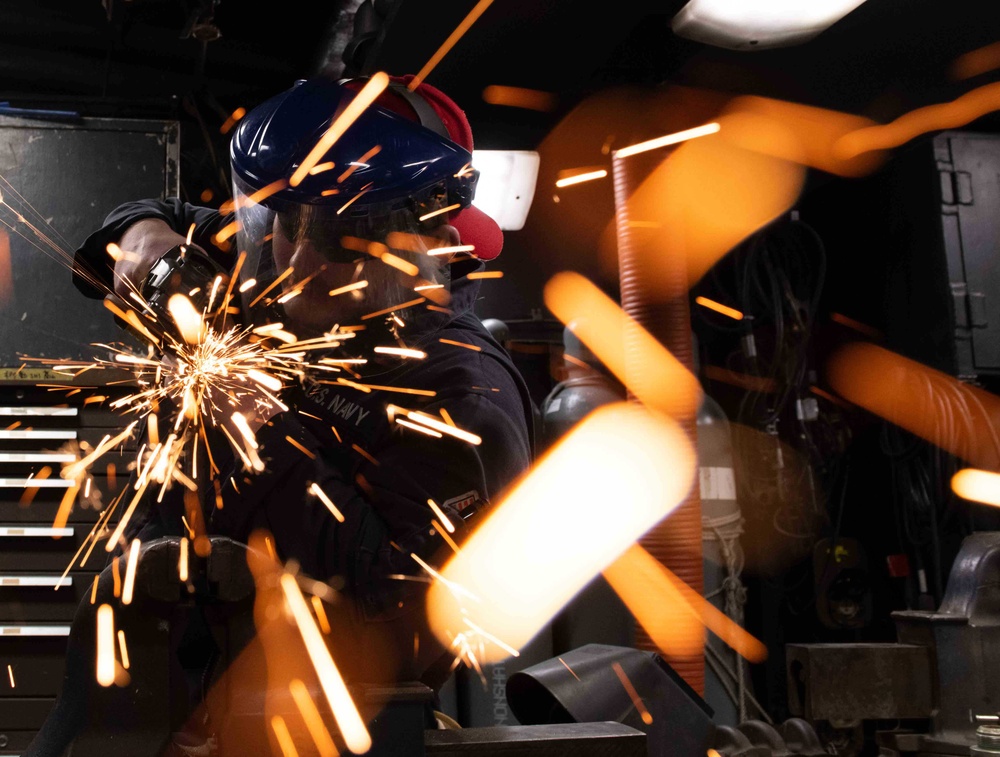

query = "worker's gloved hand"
[112, 217, 193, 303]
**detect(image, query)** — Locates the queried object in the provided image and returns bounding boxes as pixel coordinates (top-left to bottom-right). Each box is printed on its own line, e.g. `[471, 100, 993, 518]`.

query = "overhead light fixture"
[670, 0, 870, 51]
[471, 150, 540, 231]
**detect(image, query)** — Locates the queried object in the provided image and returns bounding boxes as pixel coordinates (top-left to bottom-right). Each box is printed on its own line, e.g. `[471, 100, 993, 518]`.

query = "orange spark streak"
[52, 482, 80, 532]
[418, 203, 461, 222]
[249, 266, 295, 308]
[179, 537, 189, 582]
[555, 169, 608, 188]
[427, 499, 455, 533]
[466, 271, 503, 280]
[434, 520, 461, 553]
[280, 573, 372, 754]
[409, 0, 495, 91]
[695, 296, 743, 320]
[374, 346, 426, 359]
[271, 715, 299, 757]
[952, 468, 1000, 507]
[290, 679, 338, 757]
[558, 657, 580, 681]
[291, 73, 390, 186]
[361, 297, 426, 320]
[90, 576, 99, 604]
[117, 630, 130, 670]
[615, 122, 720, 158]
[396, 417, 442, 437]
[96, 604, 116, 687]
[308, 483, 345, 522]
[439, 338, 481, 351]
[286, 436, 317, 459]
[612, 662, 654, 725]
[121, 539, 140, 605]
[311, 595, 332, 635]
[338, 145, 382, 183]
[329, 280, 369, 297]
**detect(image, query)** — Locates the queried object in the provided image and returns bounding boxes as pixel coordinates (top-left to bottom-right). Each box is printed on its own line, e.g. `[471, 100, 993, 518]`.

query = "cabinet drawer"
[0, 697, 57, 729]
[0, 729, 38, 754]
[0, 526, 96, 573]
[0, 476, 123, 524]
[0, 573, 99, 622]
[0, 636, 69, 698]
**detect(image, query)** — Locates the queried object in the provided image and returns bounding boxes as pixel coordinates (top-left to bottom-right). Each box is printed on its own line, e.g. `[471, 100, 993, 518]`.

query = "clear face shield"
[232, 173, 453, 339]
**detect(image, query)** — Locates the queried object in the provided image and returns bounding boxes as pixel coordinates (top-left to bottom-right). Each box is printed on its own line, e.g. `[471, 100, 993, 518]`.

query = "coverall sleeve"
[72, 198, 235, 300]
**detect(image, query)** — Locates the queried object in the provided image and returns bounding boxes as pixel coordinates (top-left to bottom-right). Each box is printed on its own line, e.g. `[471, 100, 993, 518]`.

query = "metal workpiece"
[789, 532, 1000, 757]
[785, 643, 934, 722]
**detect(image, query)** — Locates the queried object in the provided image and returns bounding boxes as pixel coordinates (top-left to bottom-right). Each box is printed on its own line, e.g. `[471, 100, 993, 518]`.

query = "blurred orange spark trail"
[604, 544, 768, 663]
[426, 402, 695, 662]
[834, 81, 1000, 160]
[952, 468, 1000, 506]
[289, 678, 338, 757]
[951, 41, 1000, 80]
[280, 573, 371, 754]
[826, 342, 1000, 471]
[482, 85, 557, 112]
[544, 271, 702, 418]
[271, 715, 300, 757]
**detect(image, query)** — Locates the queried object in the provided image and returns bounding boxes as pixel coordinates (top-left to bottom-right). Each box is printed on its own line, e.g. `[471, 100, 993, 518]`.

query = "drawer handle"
[0, 575, 73, 587]
[0, 527, 74, 538]
[0, 625, 71, 637]
[0, 430, 77, 440]
[0, 478, 74, 489]
[0, 452, 77, 463]
[0, 406, 78, 417]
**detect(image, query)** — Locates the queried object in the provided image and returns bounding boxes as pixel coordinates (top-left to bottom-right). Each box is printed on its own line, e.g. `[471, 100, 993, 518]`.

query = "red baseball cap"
[363, 74, 504, 261]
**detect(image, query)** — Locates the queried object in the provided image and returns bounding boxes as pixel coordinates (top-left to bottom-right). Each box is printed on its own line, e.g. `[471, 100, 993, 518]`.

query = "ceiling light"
[671, 0, 870, 51]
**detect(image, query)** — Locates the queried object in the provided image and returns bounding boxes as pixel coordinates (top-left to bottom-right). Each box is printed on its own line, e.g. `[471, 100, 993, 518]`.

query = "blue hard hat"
[230, 75, 479, 216]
